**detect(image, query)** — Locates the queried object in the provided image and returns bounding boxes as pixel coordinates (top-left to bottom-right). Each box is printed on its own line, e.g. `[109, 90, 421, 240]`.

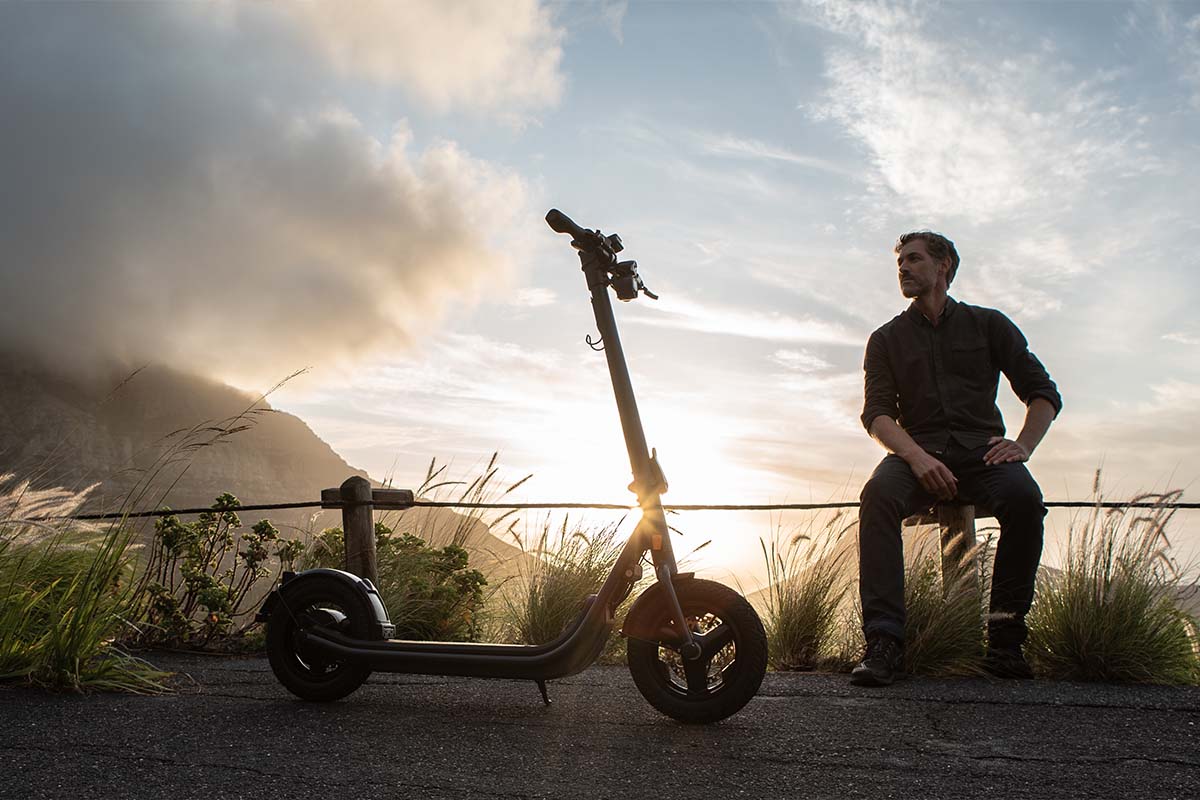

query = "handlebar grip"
[545, 208, 587, 240]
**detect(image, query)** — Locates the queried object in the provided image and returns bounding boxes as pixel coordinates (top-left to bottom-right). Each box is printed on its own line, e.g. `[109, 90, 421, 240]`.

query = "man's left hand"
[984, 436, 1029, 465]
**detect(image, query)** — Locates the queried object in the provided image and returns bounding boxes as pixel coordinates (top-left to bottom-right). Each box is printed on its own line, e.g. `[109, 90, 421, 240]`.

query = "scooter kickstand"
[535, 679, 551, 706]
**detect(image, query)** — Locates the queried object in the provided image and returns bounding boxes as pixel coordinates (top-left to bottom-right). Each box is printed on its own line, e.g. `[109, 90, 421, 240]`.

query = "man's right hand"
[868, 416, 959, 500]
[907, 451, 958, 500]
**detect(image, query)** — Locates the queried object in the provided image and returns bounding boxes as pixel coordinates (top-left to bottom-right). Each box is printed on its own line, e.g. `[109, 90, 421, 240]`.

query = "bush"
[132, 493, 301, 648]
[303, 521, 487, 641]
[1027, 487, 1200, 684]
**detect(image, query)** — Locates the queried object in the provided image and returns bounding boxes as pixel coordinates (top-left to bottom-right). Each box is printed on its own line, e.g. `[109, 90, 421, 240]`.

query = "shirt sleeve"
[861, 329, 900, 432]
[989, 311, 1062, 416]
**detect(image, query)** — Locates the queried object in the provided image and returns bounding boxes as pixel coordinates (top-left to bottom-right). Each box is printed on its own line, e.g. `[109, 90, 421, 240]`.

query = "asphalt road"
[2, 652, 1198, 799]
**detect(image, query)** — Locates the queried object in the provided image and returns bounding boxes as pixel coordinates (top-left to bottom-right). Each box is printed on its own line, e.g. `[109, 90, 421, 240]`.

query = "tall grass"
[377, 453, 531, 557]
[900, 532, 988, 676]
[503, 516, 626, 647]
[0, 476, 168, 692]
[1027, 485, 1200, 684]
[758, 510, 853, 671]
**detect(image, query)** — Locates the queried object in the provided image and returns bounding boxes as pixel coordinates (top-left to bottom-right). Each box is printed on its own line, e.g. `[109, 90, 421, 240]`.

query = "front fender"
[620, 573, 695, 642]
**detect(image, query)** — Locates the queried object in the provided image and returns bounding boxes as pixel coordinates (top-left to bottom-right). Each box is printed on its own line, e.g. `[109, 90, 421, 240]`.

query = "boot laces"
[865, 635, 900, 662]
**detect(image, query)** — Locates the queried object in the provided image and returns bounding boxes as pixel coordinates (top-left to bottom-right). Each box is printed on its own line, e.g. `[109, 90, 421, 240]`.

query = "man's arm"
[989, 311, 1062, 416]
[861, 329, 959, 499]
[869, 416, 959, 500]
[984, 397, 1056, 465]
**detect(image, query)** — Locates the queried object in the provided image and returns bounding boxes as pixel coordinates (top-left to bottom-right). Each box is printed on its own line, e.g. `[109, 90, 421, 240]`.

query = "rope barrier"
[21, 498, 1200, 523]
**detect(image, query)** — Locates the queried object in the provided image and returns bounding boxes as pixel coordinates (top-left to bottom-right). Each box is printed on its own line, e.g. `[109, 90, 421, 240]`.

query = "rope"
[21, 498, 1200, 523]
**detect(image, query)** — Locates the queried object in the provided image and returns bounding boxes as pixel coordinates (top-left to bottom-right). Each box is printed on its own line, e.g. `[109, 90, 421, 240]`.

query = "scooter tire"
[265, 574, 372, 702]
[626, 579, 767, 724]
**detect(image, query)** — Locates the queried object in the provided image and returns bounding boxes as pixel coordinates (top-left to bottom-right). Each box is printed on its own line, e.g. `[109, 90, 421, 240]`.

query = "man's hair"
[895, 231, 959, 287]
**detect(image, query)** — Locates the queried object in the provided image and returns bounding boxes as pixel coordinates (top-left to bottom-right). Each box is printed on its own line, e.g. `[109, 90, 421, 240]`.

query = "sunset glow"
[4, 1, 1199, 586]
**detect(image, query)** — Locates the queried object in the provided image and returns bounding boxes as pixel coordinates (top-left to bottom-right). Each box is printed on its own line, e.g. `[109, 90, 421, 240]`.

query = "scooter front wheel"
[265, 574, 372, 701]
[626, 579, 767, 724]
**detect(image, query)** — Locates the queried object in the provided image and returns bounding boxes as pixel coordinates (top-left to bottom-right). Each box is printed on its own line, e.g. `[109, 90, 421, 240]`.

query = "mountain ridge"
[0, 355, 530, 577]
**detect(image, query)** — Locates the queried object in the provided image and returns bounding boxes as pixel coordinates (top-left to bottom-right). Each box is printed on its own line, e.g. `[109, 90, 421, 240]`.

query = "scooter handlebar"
[545, 208, 587, 240]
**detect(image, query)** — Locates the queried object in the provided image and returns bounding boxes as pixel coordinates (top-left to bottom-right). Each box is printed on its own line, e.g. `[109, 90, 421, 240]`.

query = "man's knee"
[990, 466, 1045, 517]
[860, 474, 904, 513]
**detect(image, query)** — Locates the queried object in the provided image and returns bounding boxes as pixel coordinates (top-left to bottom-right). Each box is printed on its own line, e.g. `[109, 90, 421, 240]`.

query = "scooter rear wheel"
[626, 579, 767, 724]
[265, 575, 372, 701]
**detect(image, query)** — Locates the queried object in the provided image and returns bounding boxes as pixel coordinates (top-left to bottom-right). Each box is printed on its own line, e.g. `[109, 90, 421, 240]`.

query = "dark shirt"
[861, 297, 1062, 453]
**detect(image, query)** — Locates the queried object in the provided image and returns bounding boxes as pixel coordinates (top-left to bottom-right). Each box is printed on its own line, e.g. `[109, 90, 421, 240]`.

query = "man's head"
[894, 231, 959, 299]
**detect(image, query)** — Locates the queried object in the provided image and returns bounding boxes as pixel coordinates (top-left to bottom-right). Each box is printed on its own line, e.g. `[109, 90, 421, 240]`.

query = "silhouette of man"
[852, 231, 1061, 686]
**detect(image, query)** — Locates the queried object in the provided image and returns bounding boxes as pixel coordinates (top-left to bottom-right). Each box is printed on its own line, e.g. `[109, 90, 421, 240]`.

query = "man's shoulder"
[953, 300, 1017, 329]
[870, 310, 910, 339]
[954, 299, 1001, 316]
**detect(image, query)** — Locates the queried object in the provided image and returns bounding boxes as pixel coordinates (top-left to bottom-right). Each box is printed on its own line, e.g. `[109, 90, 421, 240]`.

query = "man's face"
[896, 239, 948, 299]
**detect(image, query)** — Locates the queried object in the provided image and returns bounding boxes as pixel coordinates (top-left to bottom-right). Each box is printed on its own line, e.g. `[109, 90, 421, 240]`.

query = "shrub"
[303, 521, 487, 641]
[133, 493, 300, 647]
[1027, 486, 1200, 684]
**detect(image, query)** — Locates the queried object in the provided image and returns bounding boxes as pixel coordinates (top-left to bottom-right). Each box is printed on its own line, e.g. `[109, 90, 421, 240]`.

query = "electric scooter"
[258, 209, 768, 724]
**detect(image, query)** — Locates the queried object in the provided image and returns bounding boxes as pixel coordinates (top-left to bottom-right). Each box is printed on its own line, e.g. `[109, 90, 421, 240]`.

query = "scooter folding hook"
[585, 332, 605, 351]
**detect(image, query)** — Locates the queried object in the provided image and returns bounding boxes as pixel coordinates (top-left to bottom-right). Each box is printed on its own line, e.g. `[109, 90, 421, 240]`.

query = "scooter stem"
[579, 250, 679, 574]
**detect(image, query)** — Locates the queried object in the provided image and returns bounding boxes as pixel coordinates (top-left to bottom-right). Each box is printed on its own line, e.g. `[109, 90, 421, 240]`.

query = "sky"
[3, 1, 1199, 584]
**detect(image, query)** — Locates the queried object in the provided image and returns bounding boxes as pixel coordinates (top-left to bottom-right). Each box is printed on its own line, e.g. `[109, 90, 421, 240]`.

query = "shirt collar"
[906, 296, 957, 327]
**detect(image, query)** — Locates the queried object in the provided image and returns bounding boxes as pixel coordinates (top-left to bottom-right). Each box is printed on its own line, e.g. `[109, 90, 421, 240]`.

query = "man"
[852, 231, 1061, 687]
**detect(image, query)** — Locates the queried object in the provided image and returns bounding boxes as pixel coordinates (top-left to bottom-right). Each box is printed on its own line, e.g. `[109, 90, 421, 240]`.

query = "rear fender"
[257, 568, 394, 640]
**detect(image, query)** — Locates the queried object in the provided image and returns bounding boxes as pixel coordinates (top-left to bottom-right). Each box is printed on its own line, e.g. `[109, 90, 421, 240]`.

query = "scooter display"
[258, 209, 768, 723]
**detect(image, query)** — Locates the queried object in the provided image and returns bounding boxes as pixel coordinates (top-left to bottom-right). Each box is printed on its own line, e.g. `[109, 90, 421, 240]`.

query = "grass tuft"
[901, 533, 987, 676]
[758, 511, 853, 671]
[1027, 484, 1200, 684]
[503, 517, 626, 648]
[0, 519, 169, 693]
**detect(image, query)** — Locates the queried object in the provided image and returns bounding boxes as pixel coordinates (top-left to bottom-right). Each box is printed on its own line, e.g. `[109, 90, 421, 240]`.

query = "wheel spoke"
[696, 622, 734, 659]
[684, 655, 710, 695]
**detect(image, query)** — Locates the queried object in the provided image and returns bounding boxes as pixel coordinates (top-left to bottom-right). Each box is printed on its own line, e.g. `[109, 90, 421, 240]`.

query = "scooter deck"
[299, 595, 614, 681]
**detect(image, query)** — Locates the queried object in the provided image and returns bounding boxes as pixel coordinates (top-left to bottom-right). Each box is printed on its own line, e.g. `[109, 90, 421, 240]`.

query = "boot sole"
[849, 669, 895, 687]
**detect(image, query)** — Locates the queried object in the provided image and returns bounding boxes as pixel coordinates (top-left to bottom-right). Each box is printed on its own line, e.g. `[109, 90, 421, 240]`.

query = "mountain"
[0, 356, 366, 515]
[0, 355, 530, 580]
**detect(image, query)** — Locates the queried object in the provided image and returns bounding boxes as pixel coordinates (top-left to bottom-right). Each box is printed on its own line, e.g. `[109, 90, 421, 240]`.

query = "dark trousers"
[858, 441, 1046, 649]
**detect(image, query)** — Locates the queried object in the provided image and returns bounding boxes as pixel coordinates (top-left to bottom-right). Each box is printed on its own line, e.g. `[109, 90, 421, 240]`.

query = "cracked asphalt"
[2, 653, 1198, 799]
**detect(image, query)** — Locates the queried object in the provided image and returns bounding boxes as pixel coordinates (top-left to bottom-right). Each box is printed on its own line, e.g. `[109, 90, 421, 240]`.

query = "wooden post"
[340, 475, 377, 584]
[937, 504, 977, 596]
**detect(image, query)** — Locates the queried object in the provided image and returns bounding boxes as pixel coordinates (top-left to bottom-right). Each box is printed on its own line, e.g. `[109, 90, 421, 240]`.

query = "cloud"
[0, 4, 549, 388]
[280, 0, 564, 117]
[693, 133, 857, 179]
[770, 349, 833, 372]
[1143, 4, 1200, 109]
[600, 1, 629, 44]
[793, 0, 1162, 224]
[1036, 380, 1200, 497]
[629, 293, 860, 345]
[511, 288, 558, 308]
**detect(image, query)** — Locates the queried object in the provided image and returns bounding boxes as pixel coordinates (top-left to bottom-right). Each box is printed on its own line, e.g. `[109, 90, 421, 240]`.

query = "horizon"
[3, 1, 1199, 584]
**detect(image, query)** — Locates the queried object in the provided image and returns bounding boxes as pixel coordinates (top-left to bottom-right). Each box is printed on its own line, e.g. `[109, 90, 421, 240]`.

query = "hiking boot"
[984, 646, 1034, 680]
[850, 633, 903, 687]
